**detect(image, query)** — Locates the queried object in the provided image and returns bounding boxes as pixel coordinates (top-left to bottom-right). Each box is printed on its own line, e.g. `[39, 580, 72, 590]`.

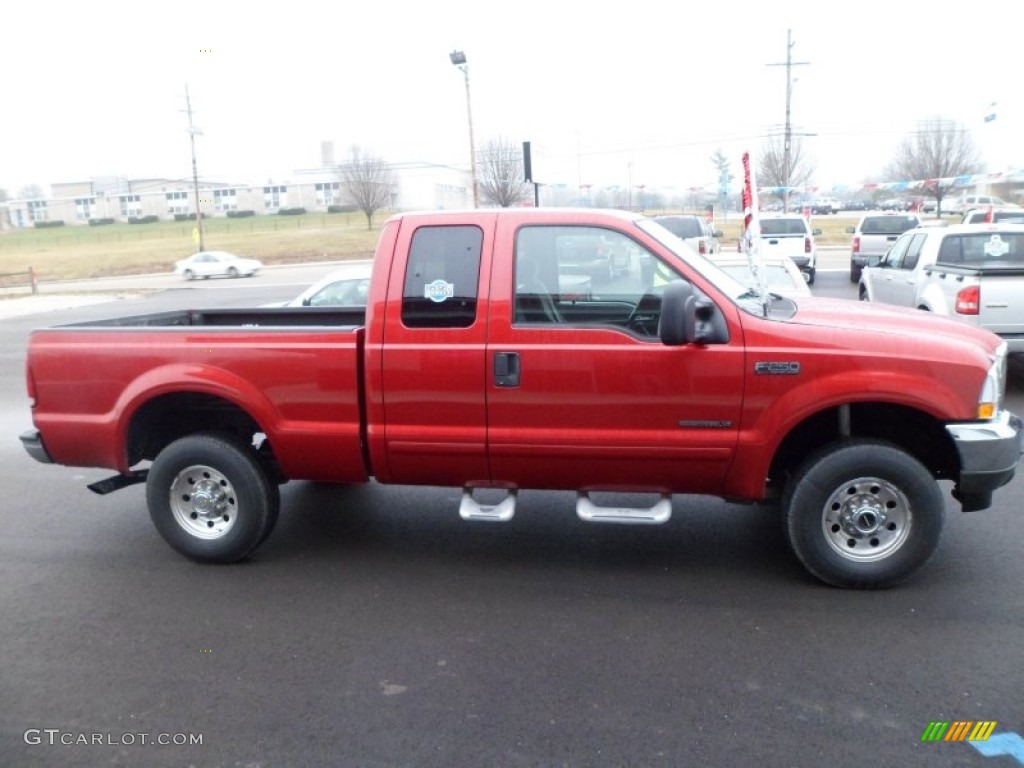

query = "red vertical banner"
[741, 152, 767, 305]
[741, 152, 761, 247]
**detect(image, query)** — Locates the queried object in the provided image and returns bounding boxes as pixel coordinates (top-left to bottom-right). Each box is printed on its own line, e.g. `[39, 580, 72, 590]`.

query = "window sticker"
[984, 235, 1010, 258]
[424, 279, 455, 303]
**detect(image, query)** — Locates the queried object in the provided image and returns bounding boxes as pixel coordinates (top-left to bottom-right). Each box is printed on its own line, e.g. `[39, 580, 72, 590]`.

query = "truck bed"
[27, 306, 370, 483]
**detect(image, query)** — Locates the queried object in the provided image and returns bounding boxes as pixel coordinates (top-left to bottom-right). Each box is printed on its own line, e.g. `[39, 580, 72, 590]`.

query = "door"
[875, 232, 926, 307]
[870, 233, 914, 305]
[376, 219, 493, 486]
[485, 221, 744, 494]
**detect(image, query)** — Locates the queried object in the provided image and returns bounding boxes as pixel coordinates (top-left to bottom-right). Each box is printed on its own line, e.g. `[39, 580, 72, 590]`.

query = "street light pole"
[449, 50, 479, 208]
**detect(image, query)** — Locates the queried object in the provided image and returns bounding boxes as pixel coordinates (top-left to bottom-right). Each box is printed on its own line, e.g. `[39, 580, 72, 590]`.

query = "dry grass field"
[0, 212, 381, 282]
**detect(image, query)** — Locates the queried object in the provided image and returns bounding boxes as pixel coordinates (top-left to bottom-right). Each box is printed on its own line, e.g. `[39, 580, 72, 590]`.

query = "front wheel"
[146, 433, 279, 563]
[783, 440, 944, 589]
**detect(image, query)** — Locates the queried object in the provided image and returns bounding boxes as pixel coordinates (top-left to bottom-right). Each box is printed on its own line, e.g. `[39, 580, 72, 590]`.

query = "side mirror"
[659, 282, 726, 346]
[713, 229, 724, 238]
[845, 226, 855, 234]
[812, 228, 823, 236]
[302, 297, 312, 307]
[659, 282, 696, 346]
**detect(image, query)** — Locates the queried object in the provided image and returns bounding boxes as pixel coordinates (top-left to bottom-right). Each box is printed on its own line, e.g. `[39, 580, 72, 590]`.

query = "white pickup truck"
[859, 223, 1024, 355]
[756, 214, 821, 284]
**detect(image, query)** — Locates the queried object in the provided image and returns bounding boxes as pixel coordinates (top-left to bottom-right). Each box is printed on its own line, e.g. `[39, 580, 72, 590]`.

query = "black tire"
[146, 433, 279, 563]
[806, 267, 816, 285]
[183, 269, 195, 281]
[782, 439, 944, 589]
[227, 266, 239, 278]
[850, 266, 861, 283]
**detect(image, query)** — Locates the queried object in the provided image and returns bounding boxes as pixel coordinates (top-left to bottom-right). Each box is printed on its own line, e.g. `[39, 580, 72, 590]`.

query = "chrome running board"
[576, 492, 672, 525]
[459, 488, 517, 522]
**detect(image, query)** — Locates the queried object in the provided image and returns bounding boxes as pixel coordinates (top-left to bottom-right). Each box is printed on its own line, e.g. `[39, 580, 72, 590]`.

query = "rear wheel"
[227, 266, 239, 278]
[783, 440, 944, 588]
[183, 269, 195, 281]
[147, 433, 279, 563]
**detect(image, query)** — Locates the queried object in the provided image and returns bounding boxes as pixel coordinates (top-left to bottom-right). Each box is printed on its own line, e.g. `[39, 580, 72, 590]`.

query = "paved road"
[2, 269, 1022, 767]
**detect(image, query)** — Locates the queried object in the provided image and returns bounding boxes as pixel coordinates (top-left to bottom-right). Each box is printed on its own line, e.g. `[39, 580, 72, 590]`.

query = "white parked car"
[285, 262, 373, 307]
[175, 251, 263, 280]
[710, 255, 812, 298]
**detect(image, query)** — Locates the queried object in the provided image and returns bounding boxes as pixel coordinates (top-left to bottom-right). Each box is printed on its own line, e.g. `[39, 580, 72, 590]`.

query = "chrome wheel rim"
[821, 476, 911, 562]
[169, 464, 238, 539]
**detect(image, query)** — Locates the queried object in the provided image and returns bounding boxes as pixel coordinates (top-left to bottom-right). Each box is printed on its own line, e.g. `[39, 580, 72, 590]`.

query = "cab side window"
[883, 234, 912, 269]
[401, 225, 482, 328]
[901, 233, 927, 270]
[513, 225, 682, 337]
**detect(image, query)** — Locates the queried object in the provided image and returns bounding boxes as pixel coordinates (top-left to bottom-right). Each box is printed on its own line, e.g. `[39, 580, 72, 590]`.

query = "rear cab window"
[760, 218, 808, 236]
[861, 216, 919, 235]
[937, 232, 1024, 268]
[401, 225, 483, 328]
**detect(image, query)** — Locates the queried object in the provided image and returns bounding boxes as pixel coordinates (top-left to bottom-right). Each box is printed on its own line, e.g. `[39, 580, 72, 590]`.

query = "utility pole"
[184, 84, 205, 251]
[767, 29, 809, 211]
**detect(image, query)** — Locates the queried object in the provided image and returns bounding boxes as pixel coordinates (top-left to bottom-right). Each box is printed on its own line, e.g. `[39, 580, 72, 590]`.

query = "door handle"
[494, 352, 520, 387]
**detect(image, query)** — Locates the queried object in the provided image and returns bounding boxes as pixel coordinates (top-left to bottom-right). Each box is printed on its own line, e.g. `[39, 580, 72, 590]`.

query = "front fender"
[724, 366, 977, 501]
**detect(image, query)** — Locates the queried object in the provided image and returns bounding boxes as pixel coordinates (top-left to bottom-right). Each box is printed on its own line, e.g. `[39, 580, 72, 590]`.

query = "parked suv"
[756, 215, 820, 283]
[847, 212, 922, 282]
[653, 215, 722, 257]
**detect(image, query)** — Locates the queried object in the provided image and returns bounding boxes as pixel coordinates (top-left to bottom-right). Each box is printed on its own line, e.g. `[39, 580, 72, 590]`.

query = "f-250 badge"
[755, 361, 801, 375]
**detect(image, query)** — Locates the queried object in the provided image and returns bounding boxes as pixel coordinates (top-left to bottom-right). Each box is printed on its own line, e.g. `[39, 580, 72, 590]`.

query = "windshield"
[636, 218, 771, 315]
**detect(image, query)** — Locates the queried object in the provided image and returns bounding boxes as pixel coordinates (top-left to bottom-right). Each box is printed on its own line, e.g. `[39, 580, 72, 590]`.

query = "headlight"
[977, 343, 1007, 420]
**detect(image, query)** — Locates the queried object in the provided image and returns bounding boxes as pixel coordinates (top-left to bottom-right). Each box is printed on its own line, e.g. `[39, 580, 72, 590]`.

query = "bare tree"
[339, 146, 395, 229]
[18, 184, 45, 200]
[757, 135, 814, 202]
[885, 117, 983, 216]
[478, 138, 531, 207]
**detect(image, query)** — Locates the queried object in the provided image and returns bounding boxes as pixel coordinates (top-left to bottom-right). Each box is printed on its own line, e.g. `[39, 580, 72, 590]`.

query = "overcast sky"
[3, 0, 1019, 197]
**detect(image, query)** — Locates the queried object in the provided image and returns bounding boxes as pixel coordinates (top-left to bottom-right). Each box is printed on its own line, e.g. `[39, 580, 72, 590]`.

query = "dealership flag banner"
[741, 152, 768, 309]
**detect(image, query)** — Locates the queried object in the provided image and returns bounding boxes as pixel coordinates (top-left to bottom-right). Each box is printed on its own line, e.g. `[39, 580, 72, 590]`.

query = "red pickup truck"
[20, 209, 1023, 588]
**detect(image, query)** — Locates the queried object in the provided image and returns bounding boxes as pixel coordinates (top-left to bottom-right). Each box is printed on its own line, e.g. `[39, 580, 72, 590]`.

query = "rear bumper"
[19, 429, 53, 464]
[851, 254, 885, 268]
[946, 411, 1023, 510]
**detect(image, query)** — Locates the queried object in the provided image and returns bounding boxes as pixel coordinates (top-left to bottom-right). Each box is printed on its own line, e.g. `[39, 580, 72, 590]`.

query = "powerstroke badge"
[424, 279, 454, 303]
[755, 361, 801, 375]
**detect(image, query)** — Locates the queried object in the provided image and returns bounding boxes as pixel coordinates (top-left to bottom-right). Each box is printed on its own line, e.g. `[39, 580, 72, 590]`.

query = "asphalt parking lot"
[2, 262, 1022, 767]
